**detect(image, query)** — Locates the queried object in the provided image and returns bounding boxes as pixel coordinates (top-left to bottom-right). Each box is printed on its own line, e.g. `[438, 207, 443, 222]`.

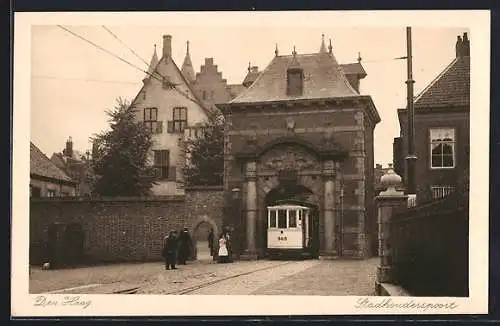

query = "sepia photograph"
[12, 10, 489, 316]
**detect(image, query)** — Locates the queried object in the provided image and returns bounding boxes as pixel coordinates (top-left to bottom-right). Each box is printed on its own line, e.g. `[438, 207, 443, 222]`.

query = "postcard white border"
[12, 10, 490, 316]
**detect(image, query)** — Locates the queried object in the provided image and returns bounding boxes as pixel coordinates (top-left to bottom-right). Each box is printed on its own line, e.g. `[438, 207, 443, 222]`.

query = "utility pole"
[405, 26, 417, 202]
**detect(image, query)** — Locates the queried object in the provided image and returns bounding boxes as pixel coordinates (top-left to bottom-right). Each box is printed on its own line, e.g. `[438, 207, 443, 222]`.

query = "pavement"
[30, 257, 379, 296]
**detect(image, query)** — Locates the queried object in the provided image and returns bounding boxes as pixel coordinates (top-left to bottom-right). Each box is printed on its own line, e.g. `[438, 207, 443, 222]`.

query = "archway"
[261, 184, 321, 258]
[191, 216, 219, 261]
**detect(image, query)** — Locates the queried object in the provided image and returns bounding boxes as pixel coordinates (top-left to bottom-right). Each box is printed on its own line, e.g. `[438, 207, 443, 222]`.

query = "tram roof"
[267, 204, 310, 210]
[272, 199, 318, 208]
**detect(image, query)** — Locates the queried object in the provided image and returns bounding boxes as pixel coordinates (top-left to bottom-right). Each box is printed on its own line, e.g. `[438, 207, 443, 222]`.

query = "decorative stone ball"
[42, 262, 50, 270]
[380, 164, 402, 190]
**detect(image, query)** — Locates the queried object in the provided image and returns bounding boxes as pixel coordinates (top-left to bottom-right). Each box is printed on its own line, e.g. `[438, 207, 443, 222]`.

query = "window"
[288, 210, 297, 228]
[172, 107, 187, 133]
[287, 68, 303, 96]
[47, 189, 56, 197]
[144, 108, 158, 133]
[269, 210, 277, 228]
[277, 209, 287, 228]
[430, 128, 455, 168]
[154, 150, 170, 180]
[431, 186, 455, 200]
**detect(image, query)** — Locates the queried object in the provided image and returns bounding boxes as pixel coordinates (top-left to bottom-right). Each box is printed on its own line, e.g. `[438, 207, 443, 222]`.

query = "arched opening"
[262, 184, 320, 258]
[191, 217, 219, 261]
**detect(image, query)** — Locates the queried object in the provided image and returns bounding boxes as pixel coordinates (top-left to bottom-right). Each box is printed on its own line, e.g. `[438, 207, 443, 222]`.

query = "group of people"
[162, 227, 194, 270]
[208, 228, 233, 264]
[162, 227, 233, 270]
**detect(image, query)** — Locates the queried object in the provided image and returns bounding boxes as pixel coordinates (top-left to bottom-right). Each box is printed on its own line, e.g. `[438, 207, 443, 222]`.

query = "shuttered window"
[144, 108, 158, 133]
[154, 150, 170, 180]
[172, 107, 187, 133]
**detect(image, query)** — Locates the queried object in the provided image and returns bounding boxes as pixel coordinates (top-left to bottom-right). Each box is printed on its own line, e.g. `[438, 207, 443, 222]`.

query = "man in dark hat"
[162, 230, 178, 270]
[177, 227, 193, 265]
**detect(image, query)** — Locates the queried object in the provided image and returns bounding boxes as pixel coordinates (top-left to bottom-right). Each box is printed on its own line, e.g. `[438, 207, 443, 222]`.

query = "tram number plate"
[277, 236, 288, 241]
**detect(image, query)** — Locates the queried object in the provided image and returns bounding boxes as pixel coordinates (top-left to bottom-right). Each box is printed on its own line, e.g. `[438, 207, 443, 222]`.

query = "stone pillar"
[242, 160, 258, 260]
[375, 164, 408, 295]
[320, 159, 337, 258]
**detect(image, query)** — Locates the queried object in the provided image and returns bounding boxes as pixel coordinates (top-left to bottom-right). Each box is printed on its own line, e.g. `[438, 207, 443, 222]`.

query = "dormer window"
[287, 68, 303, 96]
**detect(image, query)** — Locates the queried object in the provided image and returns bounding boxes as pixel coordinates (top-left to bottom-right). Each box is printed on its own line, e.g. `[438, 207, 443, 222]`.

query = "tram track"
[163, 261, 294, 295]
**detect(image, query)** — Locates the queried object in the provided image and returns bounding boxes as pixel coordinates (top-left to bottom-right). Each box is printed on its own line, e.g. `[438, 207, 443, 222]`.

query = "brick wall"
[397, 109, 469, 203]
[29, 188, 224, 266]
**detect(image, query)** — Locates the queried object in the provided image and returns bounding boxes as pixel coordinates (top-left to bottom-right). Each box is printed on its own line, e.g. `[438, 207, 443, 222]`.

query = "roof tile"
[31, 142, 73, 182]
[414, 56, 470, 108]
[230, 52, 361, 104]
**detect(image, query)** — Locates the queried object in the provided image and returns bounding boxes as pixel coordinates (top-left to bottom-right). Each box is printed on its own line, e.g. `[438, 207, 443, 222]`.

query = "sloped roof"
[130, 54, 210, 116]
[341, 62, 367, 77]
[227, 84, 246, 99]
[31, 142, 73, 182]
[414, 56, 470, 108]
[242, 70, 260, 87]
[230, 52, 360, 104]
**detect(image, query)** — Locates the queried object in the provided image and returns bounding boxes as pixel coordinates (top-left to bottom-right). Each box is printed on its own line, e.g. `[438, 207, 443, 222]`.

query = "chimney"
[251, 66, 259, 73]
[462, 32, 470, 57]
[163, 34, 172, 58]
[455, 35, 463, 58]
[65, 136, 73, 158]
[205, 58, 214, 66]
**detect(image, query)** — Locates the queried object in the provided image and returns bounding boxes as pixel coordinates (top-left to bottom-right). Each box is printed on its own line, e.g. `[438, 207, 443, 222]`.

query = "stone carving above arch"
[260, 144, 321, 172]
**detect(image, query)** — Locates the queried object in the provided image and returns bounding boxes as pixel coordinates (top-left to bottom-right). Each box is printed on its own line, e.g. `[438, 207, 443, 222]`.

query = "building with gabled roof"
[30, 141, 76, 197]
[218, 35, 380, 260]
[394, 32, 470, 204]
[130, 34, 212, 196]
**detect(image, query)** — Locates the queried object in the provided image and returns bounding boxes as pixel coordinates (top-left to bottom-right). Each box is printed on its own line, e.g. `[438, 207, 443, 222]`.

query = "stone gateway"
[219, 37, 381, 259]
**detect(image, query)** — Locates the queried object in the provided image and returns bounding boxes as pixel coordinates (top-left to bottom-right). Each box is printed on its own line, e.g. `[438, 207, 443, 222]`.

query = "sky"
[30, 22, 467, 166]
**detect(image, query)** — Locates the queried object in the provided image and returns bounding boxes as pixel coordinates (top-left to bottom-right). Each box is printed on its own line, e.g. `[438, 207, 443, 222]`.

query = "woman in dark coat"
[162, 230, 178, 270]
[177, 227, 193, 265]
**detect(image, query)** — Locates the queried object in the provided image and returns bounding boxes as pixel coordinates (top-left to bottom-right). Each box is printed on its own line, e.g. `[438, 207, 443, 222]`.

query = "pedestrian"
[162, 230, 178, 270]
[177, 227, 193, 265]
[217, 233, 229, 263]
[223, 228, 233, 263]
[207, 228, 214, 257]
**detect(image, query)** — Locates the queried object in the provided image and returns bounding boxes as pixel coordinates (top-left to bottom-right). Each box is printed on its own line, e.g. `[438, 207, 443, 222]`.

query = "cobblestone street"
[30, 258, 378, 296]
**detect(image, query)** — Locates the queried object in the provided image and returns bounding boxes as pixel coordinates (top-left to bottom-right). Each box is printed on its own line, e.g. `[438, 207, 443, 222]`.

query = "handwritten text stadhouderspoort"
[355, 297, 459, 311]
[33, 295, 92, 309]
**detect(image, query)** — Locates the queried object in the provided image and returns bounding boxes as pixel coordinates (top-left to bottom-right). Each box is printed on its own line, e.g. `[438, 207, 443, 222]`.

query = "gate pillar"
[320, 159, 338, 258]
[242, 160, 258, 260]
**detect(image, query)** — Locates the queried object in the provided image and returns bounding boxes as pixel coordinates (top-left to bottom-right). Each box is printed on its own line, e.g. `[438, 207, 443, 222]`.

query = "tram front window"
[269, 210, 277, 228]
[289, 210, 297, 227]
[277, 209, 287, 228]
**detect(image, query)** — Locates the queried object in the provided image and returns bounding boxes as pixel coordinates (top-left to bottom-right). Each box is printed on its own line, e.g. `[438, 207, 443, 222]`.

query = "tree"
[183, 112, 224, 186]
[90, 98, 156, 196]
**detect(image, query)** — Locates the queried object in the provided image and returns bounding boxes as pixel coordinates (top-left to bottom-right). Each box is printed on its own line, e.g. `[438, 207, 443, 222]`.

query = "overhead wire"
[56, 25, 202, 107]
[32, 75, 140, 85]
[101, 25, 151, 69]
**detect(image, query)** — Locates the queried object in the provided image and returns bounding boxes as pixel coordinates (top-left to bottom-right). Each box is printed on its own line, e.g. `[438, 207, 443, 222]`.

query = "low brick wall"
[29, 188, 225, 266]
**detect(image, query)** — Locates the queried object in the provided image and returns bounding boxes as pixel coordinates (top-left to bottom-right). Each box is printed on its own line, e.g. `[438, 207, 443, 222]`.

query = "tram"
[266, 199, 319, 259]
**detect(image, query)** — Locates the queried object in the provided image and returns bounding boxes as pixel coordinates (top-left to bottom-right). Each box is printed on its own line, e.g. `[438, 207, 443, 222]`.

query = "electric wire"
[56, 25, 202, 107]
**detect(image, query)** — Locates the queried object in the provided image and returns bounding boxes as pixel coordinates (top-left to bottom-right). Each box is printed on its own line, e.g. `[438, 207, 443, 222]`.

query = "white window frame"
[268, 209, 277, 229]
[429, 128, 456, 169]
[431, 185, 455, 200]
[287, 209, 298, 229]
